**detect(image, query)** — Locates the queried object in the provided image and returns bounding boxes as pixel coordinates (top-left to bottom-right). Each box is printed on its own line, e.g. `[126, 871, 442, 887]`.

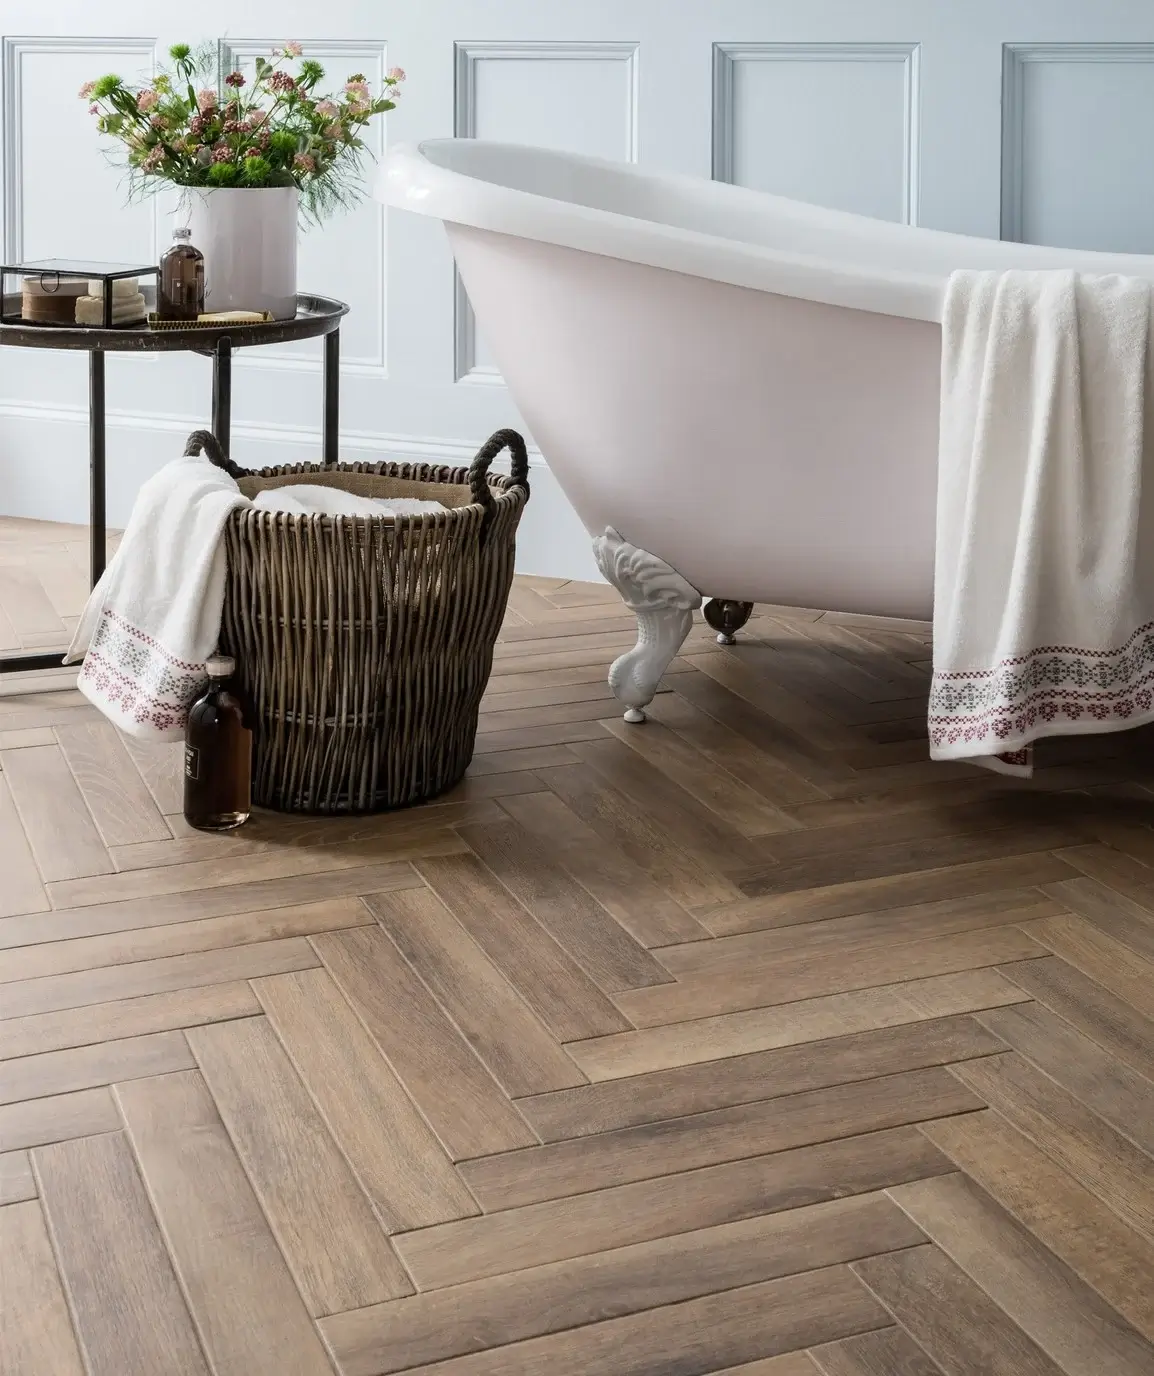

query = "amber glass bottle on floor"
[184, 654, 252, 831]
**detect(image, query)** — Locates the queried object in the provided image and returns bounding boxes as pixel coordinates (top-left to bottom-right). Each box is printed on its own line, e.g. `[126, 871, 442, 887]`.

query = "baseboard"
[0, 400, 602, 583]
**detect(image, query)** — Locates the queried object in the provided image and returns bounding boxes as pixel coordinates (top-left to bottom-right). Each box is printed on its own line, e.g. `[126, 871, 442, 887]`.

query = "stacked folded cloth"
[74, 277, 147, 326]
[66, 455, 446, 739]
[931, 269, 1154, 775]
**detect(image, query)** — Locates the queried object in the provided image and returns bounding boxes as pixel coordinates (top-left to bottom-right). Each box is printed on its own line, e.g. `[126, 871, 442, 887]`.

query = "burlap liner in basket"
[184, 427, 530, 814]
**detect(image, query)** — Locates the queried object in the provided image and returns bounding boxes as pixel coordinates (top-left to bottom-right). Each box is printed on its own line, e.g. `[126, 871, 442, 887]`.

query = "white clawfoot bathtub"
[378, 140, 1154, 718]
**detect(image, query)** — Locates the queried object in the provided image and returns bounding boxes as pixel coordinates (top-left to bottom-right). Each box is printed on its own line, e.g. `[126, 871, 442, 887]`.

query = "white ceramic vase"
[186, 185, 298, 319]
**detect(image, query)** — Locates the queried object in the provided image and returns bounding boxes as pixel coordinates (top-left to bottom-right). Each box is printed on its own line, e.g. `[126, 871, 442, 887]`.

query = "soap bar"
[197, 310, 268, 322]
[75, 293, 147, 326]
[87, 277, 139, 299]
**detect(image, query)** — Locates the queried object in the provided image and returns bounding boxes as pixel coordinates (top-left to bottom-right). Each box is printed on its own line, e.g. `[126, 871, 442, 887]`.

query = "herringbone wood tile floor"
[1, 515, 1153, 1376]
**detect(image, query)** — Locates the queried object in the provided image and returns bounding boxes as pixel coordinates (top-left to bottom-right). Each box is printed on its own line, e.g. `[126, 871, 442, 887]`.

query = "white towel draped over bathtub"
[65, 450, 250, 740]
[930, 269, 1154, 775]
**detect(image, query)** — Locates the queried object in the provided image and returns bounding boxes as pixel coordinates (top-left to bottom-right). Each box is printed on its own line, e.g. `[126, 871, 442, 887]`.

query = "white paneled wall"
[2, 1, 1153, 580]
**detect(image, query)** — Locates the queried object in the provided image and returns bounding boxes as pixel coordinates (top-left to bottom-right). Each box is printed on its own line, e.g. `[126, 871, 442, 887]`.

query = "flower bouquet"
[80, 42, 404, 315]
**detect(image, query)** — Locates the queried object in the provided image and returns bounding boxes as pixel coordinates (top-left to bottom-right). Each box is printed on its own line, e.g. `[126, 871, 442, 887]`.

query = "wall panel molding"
[453, 40, 640, 384]
[1001, 42, 1154, 244]
[712, 41, 920, 226]
[1, 35, 156, 263]
[219, 37, 389, 374]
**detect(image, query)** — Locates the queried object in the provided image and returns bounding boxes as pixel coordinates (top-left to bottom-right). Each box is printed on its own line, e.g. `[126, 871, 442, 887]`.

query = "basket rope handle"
[184, 429, 250, 481]
[469, 429, 530, 508]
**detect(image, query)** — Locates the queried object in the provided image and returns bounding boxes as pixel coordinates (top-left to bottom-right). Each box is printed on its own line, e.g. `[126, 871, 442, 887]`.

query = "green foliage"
[82, 42, 402, 227]
[241, 155, 272, 183]
[268, 130, 298, 159]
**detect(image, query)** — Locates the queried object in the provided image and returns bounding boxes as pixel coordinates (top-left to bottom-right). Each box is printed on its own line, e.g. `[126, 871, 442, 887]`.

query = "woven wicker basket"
[185, 427, 530, 814]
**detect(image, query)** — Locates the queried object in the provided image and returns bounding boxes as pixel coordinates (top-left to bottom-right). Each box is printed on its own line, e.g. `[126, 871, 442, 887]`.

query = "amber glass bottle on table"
[184, 654, 252, 831]
[158, 226, 204, 321]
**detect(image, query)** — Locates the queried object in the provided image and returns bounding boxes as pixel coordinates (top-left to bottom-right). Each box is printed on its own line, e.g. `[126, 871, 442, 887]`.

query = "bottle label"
[184, 744, 200, 781]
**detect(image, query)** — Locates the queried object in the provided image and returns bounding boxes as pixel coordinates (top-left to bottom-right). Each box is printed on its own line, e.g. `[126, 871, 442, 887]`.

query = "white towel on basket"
[65, 458, 450, 741]
[65, 450, 249, 740]
[930, 269, 1154, 775]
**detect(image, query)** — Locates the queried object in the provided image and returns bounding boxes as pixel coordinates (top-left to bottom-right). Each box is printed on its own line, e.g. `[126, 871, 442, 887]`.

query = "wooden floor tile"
[313, 925, 538, 1158]
[115, 1071, 333, 1375]
[394, 1125, 950, 1291]
[998, 955, 1154, 1082]
[254, 968, 479, 1229]
[0, 1200, 86, 1376]
[458, 1067, 980, 1210]
[810, 1326, 945, 1375]
[364, 887, 585, 1096]
[921, 1111, 1154, 1341]
[520, 1015, 1002, 1141]
[322, 1194, 920, 1374]
[1, 743, 112, 883]
[0, 1029, 194, 1105]
[416, 853, 629, 1039]
[951, 1054, 1154, 1240]
[33, 1131, 207, 1376]
[852, 1245, 1064, 1376]
[889, 1171, 1154, 1375]
[53, 720, 171, 847]
[0, 981, 259, 1061]
[356, 1265, 889, 1376]
[188, 1016, 413, 1315]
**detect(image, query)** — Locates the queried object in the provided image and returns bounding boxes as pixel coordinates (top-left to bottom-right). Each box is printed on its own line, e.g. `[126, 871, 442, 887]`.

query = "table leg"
[323, 328, 340, 465]
[212, 336, 233, 456]
[89, 350, 107, 587]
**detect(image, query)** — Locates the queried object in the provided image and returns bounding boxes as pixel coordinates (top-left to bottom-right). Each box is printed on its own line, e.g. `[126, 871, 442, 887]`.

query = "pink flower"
[196, 88, 217, 112]
[88, 104, 99, 115]
[343, 78, 370, 101]
[150, 114, 166, 128]
[246, 109, 268, 128]
[323, 121, 341, 139]
[280, 41, 303, 58]
[211, 143, 232, 162]
[224, 70, 246, 88]
[78, 80, 96, 100]
[243, 146, 261, 159]
[269, 70, 296, 93]
[387, 67, 406, 82]
[136, 88, 158, 112]
[221, 118, 245, 135]
[188, 113, 210, 136]
[314, 99, 338, 118]
[294, 152, 316, 173]
[142, 146, 164, 171]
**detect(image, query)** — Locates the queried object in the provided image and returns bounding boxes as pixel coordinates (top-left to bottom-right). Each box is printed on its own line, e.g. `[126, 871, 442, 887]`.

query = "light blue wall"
[2, 2, 1154, 578]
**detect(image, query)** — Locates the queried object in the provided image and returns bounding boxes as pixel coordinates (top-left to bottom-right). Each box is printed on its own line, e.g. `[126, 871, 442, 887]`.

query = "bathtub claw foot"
[592, 527, 702, 716]
[704, 599, 755, 645]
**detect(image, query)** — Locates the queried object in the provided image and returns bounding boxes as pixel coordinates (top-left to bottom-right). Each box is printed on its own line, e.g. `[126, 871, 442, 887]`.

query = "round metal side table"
[0, 293, 349, 674]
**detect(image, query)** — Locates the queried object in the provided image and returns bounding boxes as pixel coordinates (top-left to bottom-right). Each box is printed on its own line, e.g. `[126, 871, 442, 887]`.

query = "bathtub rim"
[378, 139, 944, 323]
[377, 139, 1154, 326]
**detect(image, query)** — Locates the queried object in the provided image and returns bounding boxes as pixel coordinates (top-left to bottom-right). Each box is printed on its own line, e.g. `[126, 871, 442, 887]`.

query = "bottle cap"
[174, 226, 191, 240]
[205, 653, 235, 678]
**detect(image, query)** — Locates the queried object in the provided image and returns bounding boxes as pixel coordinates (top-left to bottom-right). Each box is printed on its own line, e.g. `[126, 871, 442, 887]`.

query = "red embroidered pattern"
[929, 619, 1154, 752]
[78, 608, 206, 732]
